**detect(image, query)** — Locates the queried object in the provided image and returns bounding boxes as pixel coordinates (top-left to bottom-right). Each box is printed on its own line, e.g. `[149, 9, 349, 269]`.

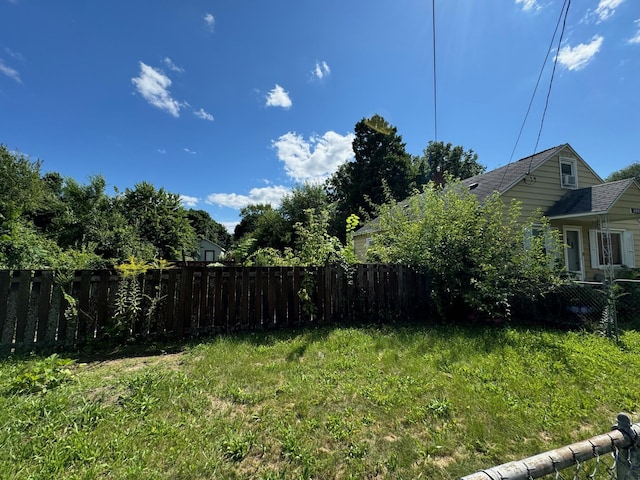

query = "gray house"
[198, 238, 226, 263]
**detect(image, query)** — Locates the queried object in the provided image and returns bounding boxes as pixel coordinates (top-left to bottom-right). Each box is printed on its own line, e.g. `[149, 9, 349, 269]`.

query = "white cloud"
[4, 48, 24, 61]
[180, 195, 199, 208]
[557, 35, 604, 71]
[219, 221, 238, 234]
[204, 13, 215, 31]
[157, 148, 167, 154]
[265, 84, 292, 109]
[0, 59, 21, 83]
[312, 61, 331, 79]
[272, 131, 355, 182]
[184, 148, 196, 155]
[206, 185, 290, 209]
[131, 61, 184, 117]
[595, 0, 624, 22]
[194, 108, 214, 121]
[629, 19, 640, 44]
[163, 57, 184, 73]
[515, 0, 541, 12]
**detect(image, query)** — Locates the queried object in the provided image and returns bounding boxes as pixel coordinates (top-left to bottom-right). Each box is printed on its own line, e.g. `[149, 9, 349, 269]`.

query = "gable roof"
[200, 238, 226, 251]
[353, 143, 609, 237]
[460, 144, 567, 201]
[545, 178, 636, 219]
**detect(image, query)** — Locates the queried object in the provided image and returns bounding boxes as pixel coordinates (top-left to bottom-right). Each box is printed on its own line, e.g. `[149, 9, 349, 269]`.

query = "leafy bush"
[6, 354, 75, 394]
[367, 180, 564, 321]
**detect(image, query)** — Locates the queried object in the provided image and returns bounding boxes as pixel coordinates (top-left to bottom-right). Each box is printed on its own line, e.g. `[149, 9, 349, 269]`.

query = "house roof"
[354, 144, 568, 236]
[200, 238, 226, 251]
[460, 144, 567, 202]
[545, 178, 636, 218]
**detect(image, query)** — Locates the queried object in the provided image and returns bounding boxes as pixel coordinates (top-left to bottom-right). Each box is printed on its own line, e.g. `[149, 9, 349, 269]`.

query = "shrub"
[367, 180, 564, 321]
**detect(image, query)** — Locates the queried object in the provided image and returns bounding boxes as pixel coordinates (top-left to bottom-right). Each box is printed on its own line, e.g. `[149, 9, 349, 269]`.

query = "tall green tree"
[52, 176, 110, 249]
[187, 209, 232, 249]
[121, 182, 197, 260]
[0, 145, 44, 222]
[606, 162, 640, 183]
[279, 183, 330, 247]
[414, 141, 485, 186]
[325, 115, 413, 239]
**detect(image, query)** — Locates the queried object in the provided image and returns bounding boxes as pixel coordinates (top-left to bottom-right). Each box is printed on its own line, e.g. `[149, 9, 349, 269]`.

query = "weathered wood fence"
[0, 264, 429, 353]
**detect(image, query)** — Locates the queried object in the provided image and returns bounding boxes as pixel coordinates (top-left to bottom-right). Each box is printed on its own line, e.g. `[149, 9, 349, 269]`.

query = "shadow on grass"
[2, 315, 604, 365]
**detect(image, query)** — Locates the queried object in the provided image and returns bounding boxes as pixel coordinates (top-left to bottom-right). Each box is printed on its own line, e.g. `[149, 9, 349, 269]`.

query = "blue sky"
[1, 0, 639, 231]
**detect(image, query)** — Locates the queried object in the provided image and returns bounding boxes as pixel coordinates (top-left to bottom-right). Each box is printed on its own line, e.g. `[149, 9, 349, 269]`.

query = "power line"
[509, 0, 569, 170]
[498, 0, 571, 190]
[530, 0, 571, 167]
[432, 0, 438, 142]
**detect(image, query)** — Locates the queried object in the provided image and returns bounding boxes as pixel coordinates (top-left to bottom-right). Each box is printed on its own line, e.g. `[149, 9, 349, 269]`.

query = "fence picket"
[14, 270, 32, 350]
[240, 268, 250, 330]
[95, 271, 111, 339]
[0, 265, 430, 352]
[36, 271, 54, 348]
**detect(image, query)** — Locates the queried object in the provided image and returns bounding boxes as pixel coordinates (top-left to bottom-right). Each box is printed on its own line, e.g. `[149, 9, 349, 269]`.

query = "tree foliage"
[605, 162, 640, 183]
[233, 203, 288, 255]
[187, 209, 232, 249]
[325, 115, 414, 239]
[121, 182, 197, 261]
[244, 209, 351, 268]
[367, 180, 563, 320]
[414, 141, 485, 186]
[0, 145, 44, 222]
[0, 146, 230, 268]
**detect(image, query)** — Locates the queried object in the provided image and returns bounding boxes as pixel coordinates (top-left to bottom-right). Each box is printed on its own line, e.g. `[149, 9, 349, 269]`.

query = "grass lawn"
[1, 324, 639, 479]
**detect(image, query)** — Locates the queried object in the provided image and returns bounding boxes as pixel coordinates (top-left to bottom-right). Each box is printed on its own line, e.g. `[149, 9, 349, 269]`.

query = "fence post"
[460, 413, 640, 480]
[616, 413, 640, 480]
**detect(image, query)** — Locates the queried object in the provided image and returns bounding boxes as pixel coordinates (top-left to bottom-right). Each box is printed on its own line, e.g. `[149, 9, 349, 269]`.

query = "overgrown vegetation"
[0, 144, 229, 269]
[368, 179, 564, 321]
[111, 257, 174, 341]
[1, 325, 638, 479]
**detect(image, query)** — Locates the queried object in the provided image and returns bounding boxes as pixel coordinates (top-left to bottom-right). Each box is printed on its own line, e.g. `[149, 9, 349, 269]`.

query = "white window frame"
[559, 157, 578, 189]
[588, 229, 635, 269]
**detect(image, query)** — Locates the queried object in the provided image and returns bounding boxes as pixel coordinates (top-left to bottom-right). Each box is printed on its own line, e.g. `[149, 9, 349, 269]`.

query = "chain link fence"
[461, 414, 640, 480]
[512, 276, 640, 336]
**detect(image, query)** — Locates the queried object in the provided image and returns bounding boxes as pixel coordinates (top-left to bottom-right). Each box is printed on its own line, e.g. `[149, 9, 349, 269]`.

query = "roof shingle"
[545, 178, 635, 217]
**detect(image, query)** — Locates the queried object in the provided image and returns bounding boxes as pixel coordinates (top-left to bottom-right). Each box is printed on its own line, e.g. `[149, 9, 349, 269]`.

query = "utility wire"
[498, 0, 570, 190]
[510, 0, 568, 170]
[432, 0, 438, 142]
[530, 0, 570, 169]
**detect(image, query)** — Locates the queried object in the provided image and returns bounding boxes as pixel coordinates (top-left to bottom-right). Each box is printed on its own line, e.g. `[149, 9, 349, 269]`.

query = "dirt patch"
[86, 352, 186, 374]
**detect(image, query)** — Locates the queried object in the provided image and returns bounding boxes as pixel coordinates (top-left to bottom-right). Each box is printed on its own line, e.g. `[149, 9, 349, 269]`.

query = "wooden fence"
[0, 264, 429, 353]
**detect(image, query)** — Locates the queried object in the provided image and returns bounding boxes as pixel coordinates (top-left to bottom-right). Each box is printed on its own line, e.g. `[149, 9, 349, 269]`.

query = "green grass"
[1, 324, 639, 479]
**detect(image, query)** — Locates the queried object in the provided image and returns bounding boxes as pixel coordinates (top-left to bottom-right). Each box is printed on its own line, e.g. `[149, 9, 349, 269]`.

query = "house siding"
[352, 145, 640, 275]
[552, 218, 640, 281]
[501, 152, 602, 220]
[354, 235, 369, 261]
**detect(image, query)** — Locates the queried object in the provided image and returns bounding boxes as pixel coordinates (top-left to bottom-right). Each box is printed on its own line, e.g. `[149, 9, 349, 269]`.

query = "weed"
[427, 397, 453, 419]
[220, 429, 255, 461]
[6, 354, 75, 394]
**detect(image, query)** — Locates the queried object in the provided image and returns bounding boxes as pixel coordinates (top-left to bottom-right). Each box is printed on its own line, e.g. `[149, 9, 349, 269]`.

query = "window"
[589, 229, 635, 268]
[204, 250, 217, 262]
[524, 224, 558, 265]
[560, 157, 577, 188]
